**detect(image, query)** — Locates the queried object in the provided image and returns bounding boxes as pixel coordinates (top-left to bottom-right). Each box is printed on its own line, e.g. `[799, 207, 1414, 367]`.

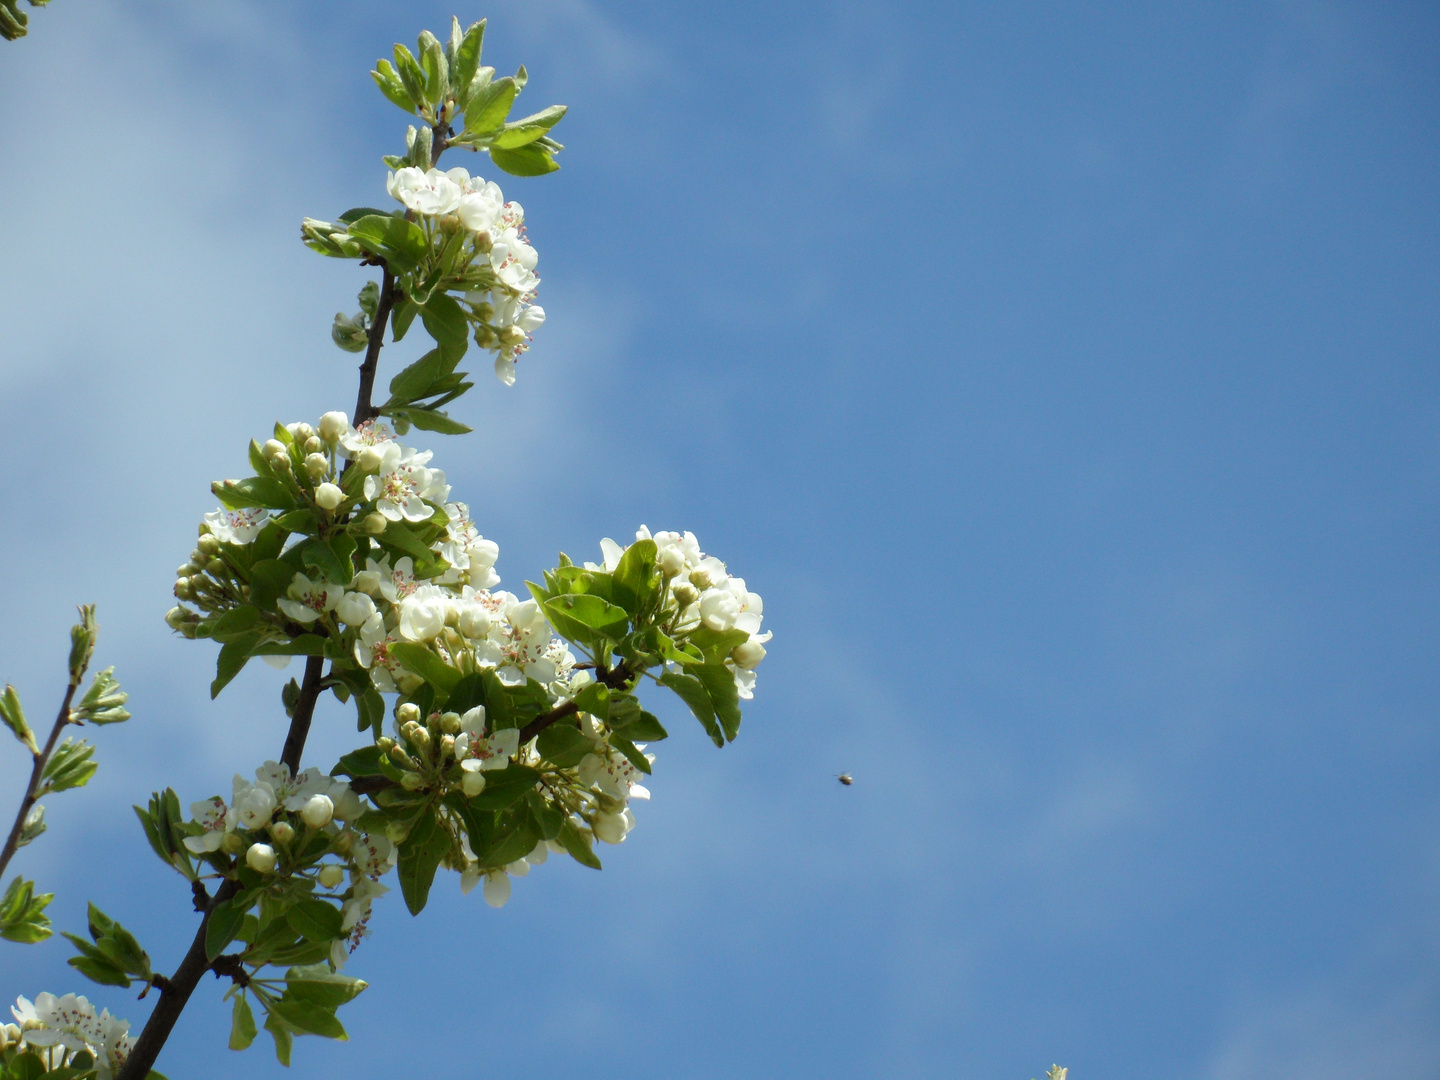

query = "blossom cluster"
[386, 165, 544, 385]
[182, 761, 394, 966]
[5, 993, 133, 1079]
[596, 526, 771, 699]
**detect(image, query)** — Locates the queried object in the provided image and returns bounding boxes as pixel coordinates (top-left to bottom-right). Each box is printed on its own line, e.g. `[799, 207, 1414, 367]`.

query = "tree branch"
[0, 680, 78, 881]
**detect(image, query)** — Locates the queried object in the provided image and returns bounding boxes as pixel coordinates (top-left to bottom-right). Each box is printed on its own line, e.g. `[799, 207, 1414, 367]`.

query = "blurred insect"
[837, 773, 853, 786]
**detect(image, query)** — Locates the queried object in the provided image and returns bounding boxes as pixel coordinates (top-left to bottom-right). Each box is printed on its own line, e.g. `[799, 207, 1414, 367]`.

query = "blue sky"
[1, 2, 1437, 1077]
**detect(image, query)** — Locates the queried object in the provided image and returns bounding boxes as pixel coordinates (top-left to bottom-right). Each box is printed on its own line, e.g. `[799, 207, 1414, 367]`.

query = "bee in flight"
[837, 773, 853, 786]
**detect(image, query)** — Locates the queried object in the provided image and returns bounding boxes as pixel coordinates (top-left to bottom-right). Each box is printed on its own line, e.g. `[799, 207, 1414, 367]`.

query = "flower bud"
[397, 703, 421, 724]
[264, 439, 287, 458]
[376, 735, 396, 752]
[365, 512, 388, 535]
[385, 820, 410, 843]
[387, 743, 414, 767]
[179, 622, 199, 639]
[246, 842, 278, 873]
[178, 562, 199, 577]
[458, 606, 491, 639]
[461, 770, 486, 797]
[671, 581, 699, 606]
[301, 794, 334, 828]
[304, 436, 325, 455]
[351, 570, 382, 595]
[400, 771, 426, 791]
[336, 591, 377, 626]
[688, 567, 712, 589]
[198, 534, 222, 556]
[333, 830, 355, 854]
[207, 558, 227, 575]
[331, 786, 362, 821]
[466, 537, 500, 569]
[319, 411, 349, 443]
[439, 734, 455, 758]
[174, 578, 193, 600]
[438, 711, 462, 734]
[271, 451, 292, 472]
[317, 863, 345, 889]
[165, 606, 188, 629]
[658, 546, 685, 577]
[315, 482, 344, 511]
[358, 445, 385, 474]
[593, 811, 628, 845]
[305, 452, 328, 480]
[482, 870, 511, 908]
[293, 422, 316, 442]
[269, 821, 295, 844]
[732, 639, 767, 669]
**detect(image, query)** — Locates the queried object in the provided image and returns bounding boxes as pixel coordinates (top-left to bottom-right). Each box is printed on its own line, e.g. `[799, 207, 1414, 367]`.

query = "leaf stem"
[0, 679, 78, 882]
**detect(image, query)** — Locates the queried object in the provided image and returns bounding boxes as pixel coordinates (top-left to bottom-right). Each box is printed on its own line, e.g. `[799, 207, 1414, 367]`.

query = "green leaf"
[0, 876, 52, 943]
[251, 635, 328, 658]
[345, 214, 428, 273]
[273, 508, 318, 534]
[557, 817, 602, 869]
[489, 141, 560, 176]
[610, 733, 652, 775]
[208, 605, 263, 643]
[391, 406, 472, 435]
[41, 738, 96, 793]
[451, 20, 485, 96]
[525, 790, 564, 841]
[387, 347, 453, 403]
[1, 683, 35, 751]
[491, 104, 567, 149]
[536, 723, 592, 769]
[67, 953, 131, 987]
[211, 637, 258, 699]
[206, 893, 250, 961]
[7, 1052, 46, 1080]
[418, 292, 470, 348]
[264, 1011, 294, 1065]
[378, 519, 434, 562]
[464, 75, 515, 133]
[300, 535, 356, 585]
[611, 539, 658, 616]
[387, 642, 460, 694]
[692, 662, 743, 742]
[391, 43, 428, 110]
[396, 810, 449, 915]
[229, 994, 258, 1050]
[212, 477, 294, 512]
[391, 296, 418, 341]
[686, 625, 751, 665]
[659, 672, 723, 746]
[572, 682, 610, 720]
[543, 594, 630, 645]
[466, 764, 540, 810]
[286, 900, 343, 943]
[284, 965, 368, 1008]
[269, 996, 347, 1040]
[371, 60, 415, 113]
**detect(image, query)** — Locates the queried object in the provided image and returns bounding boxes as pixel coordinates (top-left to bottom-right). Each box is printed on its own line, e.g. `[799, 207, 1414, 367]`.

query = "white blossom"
[203, 507, 269, 545]
[339, 419, 396, 458]
[182, 796, 227, 853]
[277, 572, 340, 624]
[362, 443, 450, 522]
[386, 166, 463, 215]
[453, 707, 521, 774]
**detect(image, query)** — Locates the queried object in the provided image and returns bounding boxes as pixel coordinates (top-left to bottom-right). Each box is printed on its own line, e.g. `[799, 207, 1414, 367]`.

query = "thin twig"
[0, 681, 78, 881]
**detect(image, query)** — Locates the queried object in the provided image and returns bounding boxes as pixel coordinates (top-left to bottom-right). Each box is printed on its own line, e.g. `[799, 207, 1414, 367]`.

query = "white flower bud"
[458, 606, 491, 639]
[462, 770, 486, 797]
[688, 566, 712, 589]
[264, 439, 287, 458]
[319, 411, 349, 443]
[482, 870, 511, 908]
[699, 589, 741, 632]
[336, 591, 377, 626]
[466, 538, 500, 569]
[197, 534, 221, 556]
[304, 453, 328, 480]
[246, 842, 278, 873]
[593, 811, 628, 845]
[304, 436, 325, 455]
[317, 863, 345, 888]
[270, 821, 295, 844]
[671, 581, 699, 606]
[658, 545, 685, 577]
[358, 445, 385, 474]
[293, 423, 316, 442]
[351, 569, 383, 595]
[732, 639, 767, 669]
[397, 703, 421, 724]
[315, 482, 343, 511]
[506, 858, 530, 877]
[165, 606, 188, 629]
[301, 794, 334, 828]
[365, 512, 388, 535]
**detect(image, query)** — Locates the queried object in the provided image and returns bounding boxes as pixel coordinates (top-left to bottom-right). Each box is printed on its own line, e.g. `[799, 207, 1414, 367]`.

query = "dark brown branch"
[279, 656, 326, 775]
[352, 266, 397, 427]
[0, 680, 78, 881]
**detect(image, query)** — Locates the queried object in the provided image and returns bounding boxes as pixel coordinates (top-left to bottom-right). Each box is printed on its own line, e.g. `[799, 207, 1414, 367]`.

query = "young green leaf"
[229, 994, 259, 1051]
[489, 142, 560, 176]
[490, 104, 567, 149]
[464, 75, 516, 133]
[659, 671, 723, 746]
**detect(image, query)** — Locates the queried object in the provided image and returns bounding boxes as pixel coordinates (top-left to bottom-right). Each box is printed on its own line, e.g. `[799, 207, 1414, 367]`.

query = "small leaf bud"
[439, 711, 462, 735]
[304, 452, 328, 480]
[461, 770, 486, 797]
[396, 703, 421, 724]
[246, 842, 278, 873]
[365, 512, 388, 535]
[317, 863, 346, 889]
[269, 820, 295, 844]
[315, 482, 344, 511]
[358, 445, 385, 474]
[263, 439, 287, 458]
[301, 794, 335, 828]
[319, 411, 349, 443]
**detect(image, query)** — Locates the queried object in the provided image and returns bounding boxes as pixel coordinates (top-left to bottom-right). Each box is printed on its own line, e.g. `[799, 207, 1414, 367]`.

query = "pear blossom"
[481, 870, 511, 908]
[362, 442, 450, 522]
[277, 572, 341, 624]
[453, 707, 521, 775]
[17, 992, 96, 1053]
[227, 774, 278, 830]
[245, 842, 278, 873]
[350, 833, 396, 879]
[355, 614, 404, 692]
[362, 554, 418, 603]
[203, 507, 269, 545]
[92, 1010, 136, 1080]
[182, 796, 227, 853]
[341, 875, 389, 931]
[336, 590, 377, 626]
[386, 166, 462, 215]
[577, 744, 653, 804]
[434, 502, 501, 588]
[339, 418, 396, 458]
[397, 584, 449, 642]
